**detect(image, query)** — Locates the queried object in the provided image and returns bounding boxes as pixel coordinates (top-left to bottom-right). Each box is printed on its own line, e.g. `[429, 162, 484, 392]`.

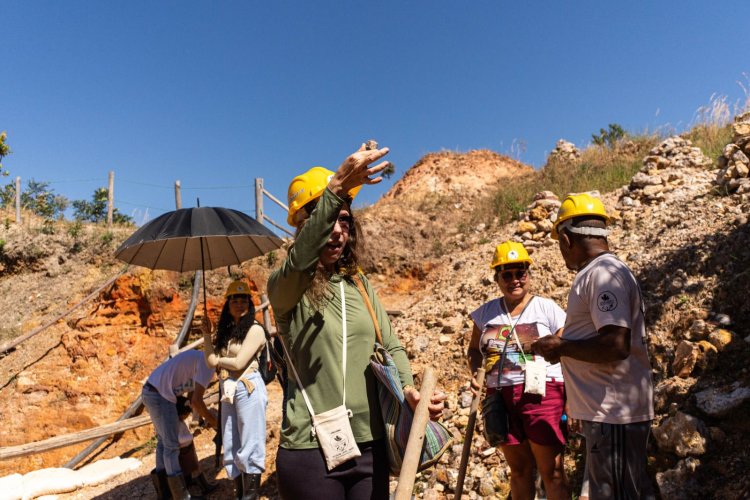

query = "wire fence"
[2, 174, 290, 230]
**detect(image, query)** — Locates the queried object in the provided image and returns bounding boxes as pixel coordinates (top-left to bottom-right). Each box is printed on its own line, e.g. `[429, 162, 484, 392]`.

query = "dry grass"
[686, 93, 736, 163]
[471, 134, 660, 227]
[685, 124, 734, 164]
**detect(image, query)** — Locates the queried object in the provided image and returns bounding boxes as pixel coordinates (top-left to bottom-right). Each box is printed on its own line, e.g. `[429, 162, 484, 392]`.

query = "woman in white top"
[467, 241, 570, 500]
[203, 280, 267, 500]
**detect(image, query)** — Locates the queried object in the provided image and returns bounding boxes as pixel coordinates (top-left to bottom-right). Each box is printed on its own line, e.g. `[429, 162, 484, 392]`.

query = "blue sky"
[3, 1, 749, 228]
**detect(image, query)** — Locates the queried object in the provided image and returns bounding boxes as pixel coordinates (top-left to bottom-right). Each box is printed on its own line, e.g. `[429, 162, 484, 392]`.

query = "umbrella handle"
[202, 269, 208, 318]
[199, 236, 208, 318]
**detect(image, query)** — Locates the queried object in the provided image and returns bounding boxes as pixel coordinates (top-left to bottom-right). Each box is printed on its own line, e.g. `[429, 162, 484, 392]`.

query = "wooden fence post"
[175, 180, 182, 209]
[15, 176, 21, 224]
[255, 178, 264, 223]
[107, 171, 114, 229]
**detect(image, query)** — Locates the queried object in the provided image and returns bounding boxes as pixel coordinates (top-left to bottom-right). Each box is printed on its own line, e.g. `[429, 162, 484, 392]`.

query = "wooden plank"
[0, 415, 152, 461]
[262, 187, 288, 211]
[262, 215, 294, 237]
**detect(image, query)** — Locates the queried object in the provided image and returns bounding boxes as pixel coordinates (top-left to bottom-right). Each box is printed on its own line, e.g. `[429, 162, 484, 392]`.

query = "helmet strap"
[558, 219, 610, 237]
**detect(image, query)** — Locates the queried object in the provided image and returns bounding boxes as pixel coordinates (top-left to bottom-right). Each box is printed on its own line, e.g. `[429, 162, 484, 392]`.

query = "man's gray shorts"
[581, 420, 655, 500]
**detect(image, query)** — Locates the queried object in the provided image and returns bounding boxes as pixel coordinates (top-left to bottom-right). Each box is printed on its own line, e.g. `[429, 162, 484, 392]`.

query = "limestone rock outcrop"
[715, 111, 750, 194]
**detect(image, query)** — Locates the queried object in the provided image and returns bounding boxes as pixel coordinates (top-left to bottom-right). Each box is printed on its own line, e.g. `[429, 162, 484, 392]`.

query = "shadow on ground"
[93, 456, 280, 499]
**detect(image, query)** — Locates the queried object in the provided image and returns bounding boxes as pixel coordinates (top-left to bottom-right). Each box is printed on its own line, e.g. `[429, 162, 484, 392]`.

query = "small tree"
[0, 183, 14, 208]
[72, 187, 133, 224]
[592, 123, 626, 148]
[382, 162, 396, 179]
[0, 131, 10, 177]
[21, 179, 69, 219]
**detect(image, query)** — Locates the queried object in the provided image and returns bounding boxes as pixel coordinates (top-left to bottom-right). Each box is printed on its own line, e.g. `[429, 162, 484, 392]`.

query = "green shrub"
[591, 123, 626, 148]
[266, 250, 278, 268]
[68, 220, 83, 240]
[40, 219, 56, 235]
[73, 187, 133, 224]
[100, 231, 114, 245]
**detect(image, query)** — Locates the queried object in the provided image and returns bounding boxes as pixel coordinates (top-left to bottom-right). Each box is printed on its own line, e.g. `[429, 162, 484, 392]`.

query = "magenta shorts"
[486, 381, 567, 448]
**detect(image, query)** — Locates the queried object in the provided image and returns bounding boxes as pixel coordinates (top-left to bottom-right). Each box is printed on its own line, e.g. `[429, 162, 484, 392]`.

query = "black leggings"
[276, 440, 389, 500]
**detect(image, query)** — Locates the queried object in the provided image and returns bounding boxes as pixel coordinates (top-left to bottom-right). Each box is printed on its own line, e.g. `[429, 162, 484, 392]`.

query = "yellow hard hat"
[490, 241, 533, 269]
[551, 193, 611, 240]
[225, 280, 252, 298]
[286, 167, 362, 226]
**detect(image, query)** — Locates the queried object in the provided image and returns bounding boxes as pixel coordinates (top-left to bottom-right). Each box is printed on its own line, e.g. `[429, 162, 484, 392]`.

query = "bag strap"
[352, 274, 384, 345]
[276, 333, 317, 418]
[501, 296, 534, 357]
[495, 296, 534, 385]
[276, 280, 349, 427]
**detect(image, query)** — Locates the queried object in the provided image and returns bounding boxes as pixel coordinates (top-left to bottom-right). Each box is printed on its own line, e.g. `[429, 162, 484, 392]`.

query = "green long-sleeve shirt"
[268, 187, 414, 449]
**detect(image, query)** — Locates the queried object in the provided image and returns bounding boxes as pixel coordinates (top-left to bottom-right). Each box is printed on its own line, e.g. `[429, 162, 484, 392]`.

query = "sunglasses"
[500, 269, 528, 282]
[336, 215, 353, 230]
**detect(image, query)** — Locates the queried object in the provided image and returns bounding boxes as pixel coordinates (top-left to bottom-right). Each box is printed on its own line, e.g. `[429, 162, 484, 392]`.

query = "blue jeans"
[222, 371, 268, 478]
[142, 385, 181, 476]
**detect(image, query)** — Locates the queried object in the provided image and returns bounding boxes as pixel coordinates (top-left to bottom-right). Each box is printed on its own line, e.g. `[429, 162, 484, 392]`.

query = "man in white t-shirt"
[142, 349, 217, 499]
[533, 193, 655, 500]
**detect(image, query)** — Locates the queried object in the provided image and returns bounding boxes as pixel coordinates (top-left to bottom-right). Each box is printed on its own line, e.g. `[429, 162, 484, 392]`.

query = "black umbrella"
[115, 206, 285, 311]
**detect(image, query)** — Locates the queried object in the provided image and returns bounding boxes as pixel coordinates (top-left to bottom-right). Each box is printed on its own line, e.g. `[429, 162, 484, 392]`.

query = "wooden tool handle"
[394, 367, 438, 500]
[454, 368, 486, 499]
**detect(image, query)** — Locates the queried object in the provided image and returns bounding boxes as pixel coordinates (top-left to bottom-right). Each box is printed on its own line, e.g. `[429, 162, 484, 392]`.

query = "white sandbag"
[0, 473, 23, 500]
[21, 468, 81, 499]
[0, 456, 142, 499]
[76, 457, 141, 486]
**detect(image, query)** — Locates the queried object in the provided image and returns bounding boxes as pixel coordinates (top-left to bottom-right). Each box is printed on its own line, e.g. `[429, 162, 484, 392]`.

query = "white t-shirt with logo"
[561, 253, 654, 424]
[147, 350, 215, 404]
[471, 296, 566, 388]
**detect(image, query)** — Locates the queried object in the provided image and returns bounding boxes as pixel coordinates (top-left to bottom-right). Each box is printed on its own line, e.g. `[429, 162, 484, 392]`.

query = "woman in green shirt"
[269, 144, 443, 499]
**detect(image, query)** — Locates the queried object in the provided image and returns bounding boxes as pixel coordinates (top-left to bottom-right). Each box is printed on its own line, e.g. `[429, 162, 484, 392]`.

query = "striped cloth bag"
[369, 343, 453, 475]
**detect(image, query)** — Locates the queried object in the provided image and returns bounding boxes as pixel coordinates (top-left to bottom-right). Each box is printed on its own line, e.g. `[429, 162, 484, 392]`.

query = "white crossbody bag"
[501, 297, 547, 397]
[278, 281, 361, 470]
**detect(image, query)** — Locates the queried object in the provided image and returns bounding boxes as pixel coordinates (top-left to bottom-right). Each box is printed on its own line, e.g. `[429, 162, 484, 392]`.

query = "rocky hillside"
[380, 126, 750, 499]
[358, 150, 533, 298]
[1, 117, 750, 499]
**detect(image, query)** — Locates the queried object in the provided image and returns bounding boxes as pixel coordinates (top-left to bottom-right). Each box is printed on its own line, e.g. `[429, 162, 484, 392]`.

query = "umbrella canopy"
[115, 207, 284, 272]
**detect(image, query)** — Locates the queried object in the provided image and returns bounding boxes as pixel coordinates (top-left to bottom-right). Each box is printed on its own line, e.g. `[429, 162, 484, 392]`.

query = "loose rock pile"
[547, 139, 580, 163]
[390, 128, 750, 497]
[618, 136, 711, 207]
[715, 111, 750, 195]
[513, 191, 561, 248]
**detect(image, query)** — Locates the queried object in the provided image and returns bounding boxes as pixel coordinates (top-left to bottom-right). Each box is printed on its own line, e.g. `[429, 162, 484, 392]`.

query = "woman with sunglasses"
[467, 241, 570, 500]
[202, 280, 268, 500]
[268, 144, 445, 499]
